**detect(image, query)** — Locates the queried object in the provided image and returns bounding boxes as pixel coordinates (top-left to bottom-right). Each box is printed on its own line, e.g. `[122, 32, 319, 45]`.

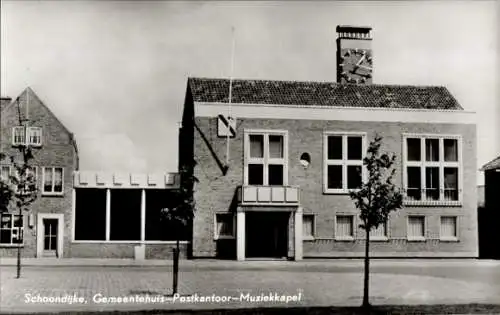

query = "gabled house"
[0, 87, 78, 258]
[179, 26, 478, 260]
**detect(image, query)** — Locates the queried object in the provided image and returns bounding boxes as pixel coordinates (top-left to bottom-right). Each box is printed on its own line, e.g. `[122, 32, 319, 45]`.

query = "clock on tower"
[336, 25, 373, 84]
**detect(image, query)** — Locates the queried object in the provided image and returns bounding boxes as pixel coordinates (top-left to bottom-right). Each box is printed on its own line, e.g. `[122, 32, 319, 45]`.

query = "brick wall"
[191, 116, 477, 258]
[0, 89, 76, 258]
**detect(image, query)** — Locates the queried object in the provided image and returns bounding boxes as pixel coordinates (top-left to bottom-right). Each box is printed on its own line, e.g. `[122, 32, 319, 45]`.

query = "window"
[335, 215, 354, 240]
[28, 127, 42, 146]
[215, 213, 235, 239]
[11, 126, 42, 146]
[324, 133, 365, 193]
[440, 216, 458, 241]
[1, 165, 10, 182]
[42, 167, 64, 194]
[0, 213, 23, 245]
[407, 216, 425, 241]
[303, 214, 315, 240]
[403, 135, 461, 204]
[245, 130, 287, 186]
[369, 223, 388, 240]
[14, 166, 38, 195]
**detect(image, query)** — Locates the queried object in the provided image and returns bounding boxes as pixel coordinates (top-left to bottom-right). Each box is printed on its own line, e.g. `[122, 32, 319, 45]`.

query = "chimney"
[0, 97, 12, 111]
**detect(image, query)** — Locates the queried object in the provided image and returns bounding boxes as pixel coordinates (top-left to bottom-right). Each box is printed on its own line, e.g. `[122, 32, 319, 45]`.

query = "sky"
[1, 1, 498, 184]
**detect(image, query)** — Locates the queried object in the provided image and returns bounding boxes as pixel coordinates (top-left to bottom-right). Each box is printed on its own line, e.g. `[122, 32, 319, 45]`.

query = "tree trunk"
[16, 206, 22, 279]
[172, 238, 180, 295]
[362, 229, 370, 309]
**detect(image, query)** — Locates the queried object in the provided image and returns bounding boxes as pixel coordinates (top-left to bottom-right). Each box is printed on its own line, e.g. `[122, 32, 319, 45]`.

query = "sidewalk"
[1, 262, 499, 313]
[1, 257, 499, 268]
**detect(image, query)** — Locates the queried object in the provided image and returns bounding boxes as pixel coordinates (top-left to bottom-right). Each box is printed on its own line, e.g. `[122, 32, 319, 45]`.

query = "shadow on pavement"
[13, 304, 500, 315]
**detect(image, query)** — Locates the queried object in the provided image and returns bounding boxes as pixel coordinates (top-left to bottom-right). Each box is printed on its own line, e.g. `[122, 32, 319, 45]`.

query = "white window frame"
[402, 134, 462, 206]
[27, 127, 42, 146]
[213, 213, 236, 240]
[42, 167, 64, 195]
[369, 221, 389, 241]
[334, 214, 355, 241]
[440, 216, 459, 242]
[243, 129, 288, 186]
[323, 132, 367, 194]
[0, 213, 24, 246]
[302, 214, 316, 241]
[407, 215, 426, 242]
[14, 166, 38, 195]
[11, 126, 43, 146]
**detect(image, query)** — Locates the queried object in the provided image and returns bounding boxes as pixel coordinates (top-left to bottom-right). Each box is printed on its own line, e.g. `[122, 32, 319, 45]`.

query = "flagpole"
[226, 26, 236, 167]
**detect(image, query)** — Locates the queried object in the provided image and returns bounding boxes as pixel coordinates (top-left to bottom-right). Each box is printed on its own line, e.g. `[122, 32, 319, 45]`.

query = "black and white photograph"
[0, 1, 499, 314]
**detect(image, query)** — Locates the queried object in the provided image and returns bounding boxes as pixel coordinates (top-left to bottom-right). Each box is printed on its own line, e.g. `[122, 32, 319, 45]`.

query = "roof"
[481, 155, 500, 171]
[188, 78, 463, 110]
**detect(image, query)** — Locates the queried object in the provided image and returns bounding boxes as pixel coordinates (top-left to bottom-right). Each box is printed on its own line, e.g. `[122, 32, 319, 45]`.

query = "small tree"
[0, 143, 38, 279]
[349, 135, 403, 309]
[161, 159, 197, 295]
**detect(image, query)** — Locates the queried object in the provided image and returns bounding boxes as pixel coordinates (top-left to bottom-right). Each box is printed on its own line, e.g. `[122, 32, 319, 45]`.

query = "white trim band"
[195, 102, 476, 124]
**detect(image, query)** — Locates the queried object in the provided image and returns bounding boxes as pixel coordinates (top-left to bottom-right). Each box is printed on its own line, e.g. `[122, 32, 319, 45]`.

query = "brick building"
[179, 26, 478, 260]
[1, 88, 183, 259]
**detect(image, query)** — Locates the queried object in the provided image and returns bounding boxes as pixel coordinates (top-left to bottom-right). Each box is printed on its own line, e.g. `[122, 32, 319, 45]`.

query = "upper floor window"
[0, 165, 10, 182]
[323, 132, 366, 193]
[0, 165, 37, 194]
[403, 135, 461, 205]
[42, 167, 63, 195]
[12, 126, 42, 147]
[244, 130, 288, 186]
[0, 213, 23, 245]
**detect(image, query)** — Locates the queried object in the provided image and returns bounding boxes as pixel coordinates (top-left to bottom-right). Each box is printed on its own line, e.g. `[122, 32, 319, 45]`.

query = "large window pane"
[425, 139, 439, 161]
[146, 190, 190, 241]
[268, 164, 283, 186]
[408, 216, 425, 238]
[110, 189, 141, 241]
[444, 139, 458, 162]
[327, 165, 343, 189]
[347, 137, 362, 160]
[249, 135, 264, 158]
[407, 138, 421, 161]
[347, 165, 362, 189]
[425, 167, 439, 200]
[407, 167, 421, 200]
[327, 136, 342, 160]
[269, 135, 283, 159]
[75, 188, 106, 241]
[248, 164, 264, 185]
[444, 167, 458, 201]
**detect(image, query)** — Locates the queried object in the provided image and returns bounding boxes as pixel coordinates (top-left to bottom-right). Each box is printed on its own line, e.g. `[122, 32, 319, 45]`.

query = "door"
[43, 219, 58, 257]
[246, 212, 289, 258]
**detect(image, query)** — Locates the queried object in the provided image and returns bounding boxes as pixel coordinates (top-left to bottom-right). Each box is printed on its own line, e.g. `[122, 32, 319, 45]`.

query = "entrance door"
[246, 212, 289, 258]
[43, 219, 58, 257]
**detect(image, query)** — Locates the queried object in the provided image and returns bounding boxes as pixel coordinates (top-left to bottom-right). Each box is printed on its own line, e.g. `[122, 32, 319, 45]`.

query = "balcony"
[404, 188, 462, 206]
[237, 185, 300, 206]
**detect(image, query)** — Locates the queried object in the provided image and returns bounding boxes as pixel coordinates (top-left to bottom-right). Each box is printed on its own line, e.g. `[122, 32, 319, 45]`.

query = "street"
[1, 260, 500, 313]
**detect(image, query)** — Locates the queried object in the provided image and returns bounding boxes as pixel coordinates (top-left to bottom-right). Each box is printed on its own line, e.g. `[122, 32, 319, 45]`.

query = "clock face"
[339, 48, 373, 84]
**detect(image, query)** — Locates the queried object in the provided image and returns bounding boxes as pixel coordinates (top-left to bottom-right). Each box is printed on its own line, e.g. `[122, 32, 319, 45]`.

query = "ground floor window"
[75, 188, 106, 241]
[440, 216, 458, 240]
[145, 190, 190, 241]
[214, 213, 234, 240]
[369, 223, 388, 238]
[0, 213, 23, 245]
[303, 214, 315, 240]
[407, 216, 425, 240]
[110, 189, 141, 241]
[335, 215, 354, 239]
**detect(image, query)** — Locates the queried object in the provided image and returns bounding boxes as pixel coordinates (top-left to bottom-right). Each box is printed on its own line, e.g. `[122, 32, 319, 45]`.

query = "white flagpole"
[226, 26, 236, 167]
